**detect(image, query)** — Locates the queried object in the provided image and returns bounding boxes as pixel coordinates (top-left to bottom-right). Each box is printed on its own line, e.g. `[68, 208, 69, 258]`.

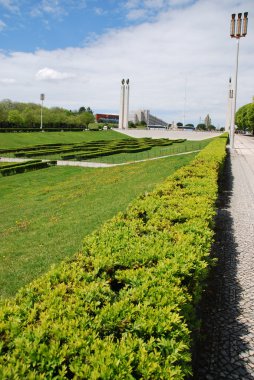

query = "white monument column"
[226, 77, 233, 133]
[119, 79, 125, 129]
[123, 79, 129, 129]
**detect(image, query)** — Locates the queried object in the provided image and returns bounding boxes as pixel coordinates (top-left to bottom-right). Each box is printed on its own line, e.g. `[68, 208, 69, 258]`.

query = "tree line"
[235, 102, 254, 134]
[0, 99, 95, 129]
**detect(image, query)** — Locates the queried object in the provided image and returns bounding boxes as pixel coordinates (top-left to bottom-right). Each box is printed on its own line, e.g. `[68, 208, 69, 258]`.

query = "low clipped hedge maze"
[0, 138, 185, 161]
[0, 135, 227, 379]
[0, 160, 56, 176]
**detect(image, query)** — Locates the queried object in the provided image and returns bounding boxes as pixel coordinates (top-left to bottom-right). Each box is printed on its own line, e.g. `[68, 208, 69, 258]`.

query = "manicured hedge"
[2, 138, 175, 160]
[0, 160, 56, 176]
[62, 145, 152, 160]
[0, 160, 40, 169]
[0, 124, 86, 133]
[0, 135, 227, 379]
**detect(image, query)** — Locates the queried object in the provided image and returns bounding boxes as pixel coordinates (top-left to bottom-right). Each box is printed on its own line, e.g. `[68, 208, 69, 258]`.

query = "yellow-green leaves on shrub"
[0, 134, 228, 379]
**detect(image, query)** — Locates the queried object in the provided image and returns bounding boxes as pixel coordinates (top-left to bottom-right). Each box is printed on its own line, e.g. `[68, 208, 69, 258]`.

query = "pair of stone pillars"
[119, 79, 130, 129]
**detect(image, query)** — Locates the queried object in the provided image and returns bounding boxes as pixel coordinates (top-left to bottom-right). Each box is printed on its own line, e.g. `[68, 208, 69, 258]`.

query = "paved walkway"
[119, 129, 222, 141]
[0, 150, 200, 168]
[56, 150, 200, 167]
[194, 134, 254, 379]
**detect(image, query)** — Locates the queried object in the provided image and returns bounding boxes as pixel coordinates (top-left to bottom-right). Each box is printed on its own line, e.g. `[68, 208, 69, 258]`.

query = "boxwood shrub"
[0, 134, 227, 379]
[3, 138, 176, 161]
[0, 160, 56, 176]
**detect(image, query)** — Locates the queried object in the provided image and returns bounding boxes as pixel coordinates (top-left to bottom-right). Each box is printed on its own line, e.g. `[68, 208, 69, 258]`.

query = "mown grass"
[0, 136, 212, 163]
[0, 130, 129, 149]
[0, 152, 197, 299]
[85, 139, 212, 164]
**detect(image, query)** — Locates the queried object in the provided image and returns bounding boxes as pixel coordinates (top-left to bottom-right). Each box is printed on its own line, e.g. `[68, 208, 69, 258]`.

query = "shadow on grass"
[192, 149, 253, 379]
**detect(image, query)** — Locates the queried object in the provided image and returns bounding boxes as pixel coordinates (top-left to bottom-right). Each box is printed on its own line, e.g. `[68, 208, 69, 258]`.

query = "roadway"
[118, 128, 223, 140]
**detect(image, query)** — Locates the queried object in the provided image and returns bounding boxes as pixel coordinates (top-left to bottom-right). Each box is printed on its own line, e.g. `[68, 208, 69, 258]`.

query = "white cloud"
[94, 7, 106, 16]
[124, 0, 193, 20]
[30, 0, 67, 18]
[127, 8, 148, 20]
[35, 67, 76, 81]
[0, 0, 253, 127]
[0, 0, 19, 12]
[0, 20, 6, 30]
[0, 77, 16, 84]
[30, 0, 88, 18]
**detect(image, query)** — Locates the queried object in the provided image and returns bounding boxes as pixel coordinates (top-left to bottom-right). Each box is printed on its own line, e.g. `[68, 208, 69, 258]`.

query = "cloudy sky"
[0, 0, 253, 127]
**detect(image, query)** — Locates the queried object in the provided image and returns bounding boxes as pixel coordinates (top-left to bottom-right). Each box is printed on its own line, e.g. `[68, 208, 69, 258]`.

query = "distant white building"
[129, 109, 168, 127]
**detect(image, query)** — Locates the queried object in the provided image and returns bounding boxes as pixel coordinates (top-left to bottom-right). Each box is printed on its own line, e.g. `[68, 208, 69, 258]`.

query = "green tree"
[77, 112, 95, 127]
[235, 104, 249, 132]
[0, 99, 97, 130]
[78, 106, 86, 113]
[78, 106, 93, 114]
[247, 104, 254, 135]
[86, 106, 93, 114]
[22, 108, 40, 127]
[128, 121, 136, 128]
[196, 123, 207, 131]
[7, 110, 24, 125]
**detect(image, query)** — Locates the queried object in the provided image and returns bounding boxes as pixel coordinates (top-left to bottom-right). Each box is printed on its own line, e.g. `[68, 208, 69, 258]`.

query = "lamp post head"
[40, 93, 45, 101]
[230, 14, 236, 37]
[242, 12, 248, 36]
[126, 79, 129, 84]
[230, 12, 248, 38]
[121, 79, 125, 85]
[236, 13, 242, 37]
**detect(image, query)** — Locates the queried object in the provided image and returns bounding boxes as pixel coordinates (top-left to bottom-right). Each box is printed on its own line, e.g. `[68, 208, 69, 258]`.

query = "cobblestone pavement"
[194, 135, 254, 379]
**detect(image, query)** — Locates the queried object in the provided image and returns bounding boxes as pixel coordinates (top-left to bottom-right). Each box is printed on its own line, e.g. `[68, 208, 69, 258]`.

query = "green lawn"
[0, 131, 212, 163]
[85, 139, 212, 164]
[0, 130, 129, 149]
[0, 152, 197, 299]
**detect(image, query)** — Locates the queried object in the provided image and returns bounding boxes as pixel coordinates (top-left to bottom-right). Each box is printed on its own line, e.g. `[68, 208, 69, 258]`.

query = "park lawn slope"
[0, 152, 197, 299]
[0, 130, 129, 149]
[0, 135, 227, 379]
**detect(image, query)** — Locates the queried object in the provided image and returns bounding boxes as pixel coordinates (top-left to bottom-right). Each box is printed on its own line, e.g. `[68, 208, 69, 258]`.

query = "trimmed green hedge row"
[0, 160, 56, 176]
[0, 135, 227, 379]
[0, 127, 87, 133]
[61, 144, 153, 160]
[60, 139, 175, 160]
[1, 138, 177, 160]
[0, 160, 40, 169]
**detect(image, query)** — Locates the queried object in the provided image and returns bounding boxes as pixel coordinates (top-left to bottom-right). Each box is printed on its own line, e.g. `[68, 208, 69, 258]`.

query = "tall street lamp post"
[40, 93, 45, 130]
[230, 12, 248, 148]
[226, 77, 233, 133]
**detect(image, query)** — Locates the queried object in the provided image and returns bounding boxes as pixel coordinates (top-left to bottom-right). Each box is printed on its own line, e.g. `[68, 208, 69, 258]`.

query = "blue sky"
[0, 1, 123, 51]
[0, 0, 196, 51]
[0, 0, 253, 127]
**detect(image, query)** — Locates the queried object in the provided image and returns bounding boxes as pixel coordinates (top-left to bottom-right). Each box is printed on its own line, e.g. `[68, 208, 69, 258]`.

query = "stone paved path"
[119, 129, 222, 141]
[194, 134, 254, 379]
[0, 150, 200, 168]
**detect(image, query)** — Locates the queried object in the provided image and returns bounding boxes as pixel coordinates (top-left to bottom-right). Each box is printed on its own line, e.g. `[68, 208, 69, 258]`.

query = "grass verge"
[0, 152, 196, 299]
[0, 130, 129, 149]
[0, 135, 228, 379]
[85, 139, 212, 164]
